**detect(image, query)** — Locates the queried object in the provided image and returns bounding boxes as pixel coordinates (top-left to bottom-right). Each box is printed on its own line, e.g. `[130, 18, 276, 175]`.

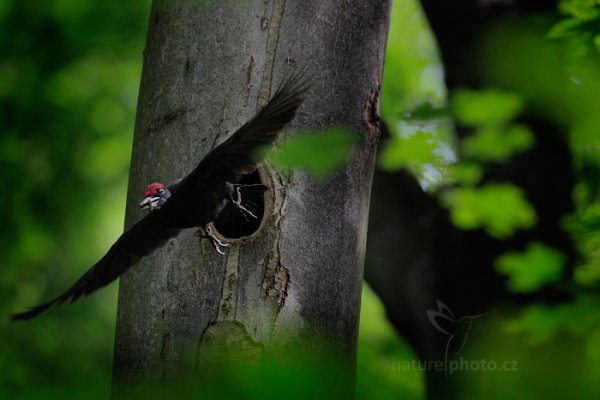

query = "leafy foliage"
[382, 87, 535, 182]
[378, 131, 440, 171]
[380, 0, 445, 124]
[496, 243, 566, 293]
[549, 0, 600, 54]
[461, 124, 534, 163]
[385, 87, 538, 237]
[356, 285, 423, 400]
[447, 161, 483, 186]
[379, 2, 600, 397]
[452, 89, 524, 127]
[0, 1, 151, 398]
[443, 184, 537, 238]
[3, 0, 600, 398]
[505, 295, 600, 344]
[266, 128, 356, 177]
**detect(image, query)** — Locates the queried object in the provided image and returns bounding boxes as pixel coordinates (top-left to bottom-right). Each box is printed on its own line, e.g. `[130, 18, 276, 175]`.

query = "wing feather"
[11, 215, 180, 321]
[10, 72, 308, 321]
[182, 72, 309, 190]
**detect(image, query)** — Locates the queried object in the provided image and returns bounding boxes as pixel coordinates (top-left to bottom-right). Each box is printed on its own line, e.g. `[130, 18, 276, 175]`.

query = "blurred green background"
[2, 0, 600, 399]
[0, 1, 147, 398]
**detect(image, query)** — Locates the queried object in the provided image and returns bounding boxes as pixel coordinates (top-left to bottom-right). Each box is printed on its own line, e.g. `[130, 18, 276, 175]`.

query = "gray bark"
[112, 0, 391, 398]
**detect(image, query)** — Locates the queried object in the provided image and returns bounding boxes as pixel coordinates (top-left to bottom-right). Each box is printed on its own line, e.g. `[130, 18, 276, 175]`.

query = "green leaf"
[505, 295, 600, 345]
[496, 242, 566, 293]
[443, 184, 537, 238]
[461, 124, 535, 162]
[559, 0, 600, 19]
[447, 161, 483, 186]
[575, 263, 600, 286]
[451, 89, 524, 127]
[265, 128, 357, 177]
[378, 131, 440, 171]
[547, 17, 587, 39]
[594, 34, 600, 50]
[403, 102, 450, 122]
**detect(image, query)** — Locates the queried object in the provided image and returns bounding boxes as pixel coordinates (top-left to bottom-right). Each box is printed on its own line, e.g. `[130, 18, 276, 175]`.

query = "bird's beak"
[139, 196, 161, 210]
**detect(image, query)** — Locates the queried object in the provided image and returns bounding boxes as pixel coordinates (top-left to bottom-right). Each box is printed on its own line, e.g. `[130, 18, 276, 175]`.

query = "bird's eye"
[157, 188, 165, 195]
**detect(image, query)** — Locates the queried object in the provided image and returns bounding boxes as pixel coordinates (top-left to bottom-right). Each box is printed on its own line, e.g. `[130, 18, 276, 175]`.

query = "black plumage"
[11, 73, 308, 321]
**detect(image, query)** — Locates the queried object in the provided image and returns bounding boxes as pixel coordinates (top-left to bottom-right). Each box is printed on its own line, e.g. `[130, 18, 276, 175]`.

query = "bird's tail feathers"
[10, 291, 71, 321]
[11, 265, 98, 321]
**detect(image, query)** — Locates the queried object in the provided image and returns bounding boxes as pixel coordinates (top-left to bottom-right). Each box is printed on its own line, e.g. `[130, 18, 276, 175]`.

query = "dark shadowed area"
[2, 0, 600, 399]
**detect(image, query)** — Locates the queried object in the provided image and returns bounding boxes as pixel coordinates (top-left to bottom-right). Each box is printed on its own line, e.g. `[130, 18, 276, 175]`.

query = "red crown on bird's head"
[143, 182, 165, 197]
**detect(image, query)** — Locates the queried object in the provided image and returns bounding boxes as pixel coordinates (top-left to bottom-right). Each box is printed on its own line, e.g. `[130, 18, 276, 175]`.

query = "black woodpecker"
[11, 73, 308, 321]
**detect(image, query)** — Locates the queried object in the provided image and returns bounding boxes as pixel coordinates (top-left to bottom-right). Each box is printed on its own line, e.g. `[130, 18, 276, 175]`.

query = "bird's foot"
[232, 185, 258, 219]
[198, 225, 229, 255]
[207, 225, 228, 255]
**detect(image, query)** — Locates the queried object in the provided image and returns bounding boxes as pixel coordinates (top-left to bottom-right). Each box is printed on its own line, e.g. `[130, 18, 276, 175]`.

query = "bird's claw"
[198, 225, 229, 255]
[233, 185, 258, 219]
[213, 241, 226, 255]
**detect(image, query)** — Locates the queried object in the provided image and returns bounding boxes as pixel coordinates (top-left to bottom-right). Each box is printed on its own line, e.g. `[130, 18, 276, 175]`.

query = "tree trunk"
[112, 0, 391, 398]
[365, 1, 574, 398]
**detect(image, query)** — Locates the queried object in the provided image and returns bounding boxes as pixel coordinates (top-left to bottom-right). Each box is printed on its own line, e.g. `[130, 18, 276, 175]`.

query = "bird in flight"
[11, 73, 308, 321]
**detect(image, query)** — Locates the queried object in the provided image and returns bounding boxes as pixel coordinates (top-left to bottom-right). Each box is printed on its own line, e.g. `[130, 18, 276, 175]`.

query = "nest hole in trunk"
[212, 170, 267, 239]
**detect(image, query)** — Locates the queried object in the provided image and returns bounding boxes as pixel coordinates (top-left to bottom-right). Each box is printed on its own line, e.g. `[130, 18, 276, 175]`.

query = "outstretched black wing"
[11, 73, 307, 321]
[11, 215, 180, 321]
[180, 72, 309, 192]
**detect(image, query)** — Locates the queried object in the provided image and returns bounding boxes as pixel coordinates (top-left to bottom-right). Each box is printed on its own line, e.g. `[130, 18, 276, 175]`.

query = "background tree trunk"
[365, 1, 575, 398]
[112, 0, 391, 398]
